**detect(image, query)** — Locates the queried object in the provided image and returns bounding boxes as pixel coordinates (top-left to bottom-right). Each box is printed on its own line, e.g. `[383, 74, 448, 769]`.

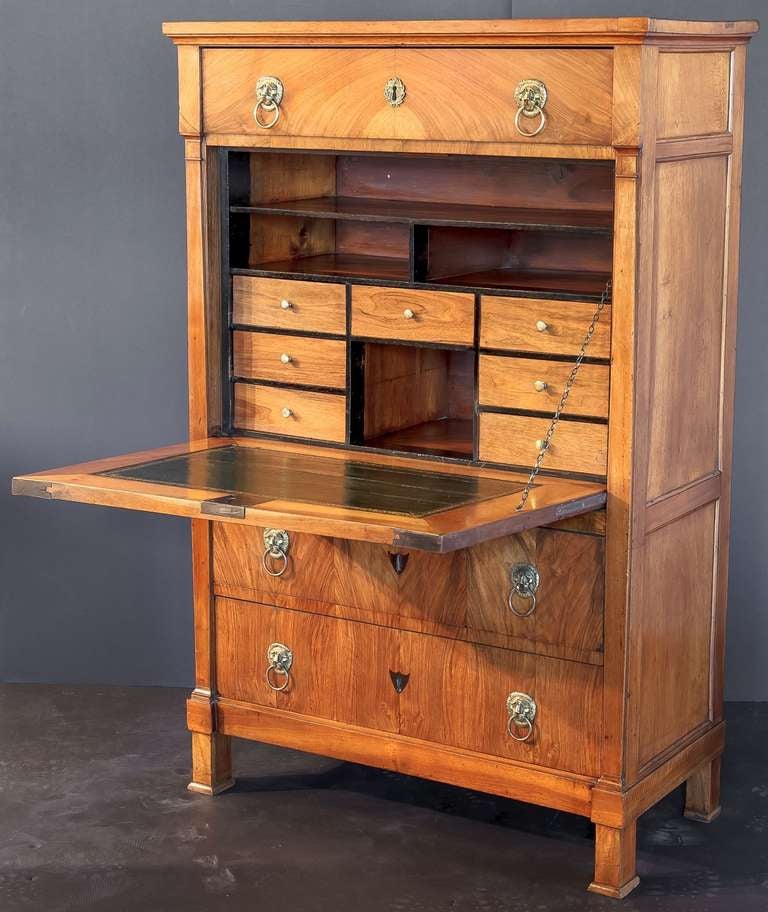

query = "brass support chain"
[514, 279, 612, 512]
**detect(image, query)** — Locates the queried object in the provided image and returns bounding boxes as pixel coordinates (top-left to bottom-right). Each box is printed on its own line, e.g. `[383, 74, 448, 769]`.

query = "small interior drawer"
[479, 354, 610, 418]
[480, 412, 608, 475]
[481, 296, 611, 359]
[351, 286, 474, 346]
[232, 275, 346, 335]
[233, 331, 347, 389]
[233, 382, 346, 442]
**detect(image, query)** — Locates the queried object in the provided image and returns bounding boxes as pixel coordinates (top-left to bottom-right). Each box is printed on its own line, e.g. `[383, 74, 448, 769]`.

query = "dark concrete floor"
[1, 687, 766, 912]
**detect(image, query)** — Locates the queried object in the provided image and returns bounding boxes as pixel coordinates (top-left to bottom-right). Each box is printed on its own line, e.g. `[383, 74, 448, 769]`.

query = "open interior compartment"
[350, 342, 475, 459]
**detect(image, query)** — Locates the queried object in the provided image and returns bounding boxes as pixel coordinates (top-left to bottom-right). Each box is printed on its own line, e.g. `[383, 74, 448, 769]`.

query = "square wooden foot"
[188, 731, 235, 796]
[684, 754, 722, 822]
[588, 821, 640, 899]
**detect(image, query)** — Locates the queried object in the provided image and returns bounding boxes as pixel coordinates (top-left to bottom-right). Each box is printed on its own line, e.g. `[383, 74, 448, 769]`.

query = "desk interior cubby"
[224, 148, 615, 469]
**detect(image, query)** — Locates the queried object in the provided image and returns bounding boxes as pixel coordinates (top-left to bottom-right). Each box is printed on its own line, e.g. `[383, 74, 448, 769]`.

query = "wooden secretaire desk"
[13, 18, 758, 898]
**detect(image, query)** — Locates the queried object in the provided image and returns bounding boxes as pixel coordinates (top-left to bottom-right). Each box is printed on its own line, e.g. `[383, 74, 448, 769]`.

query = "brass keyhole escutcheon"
[384, 76, 406, 108]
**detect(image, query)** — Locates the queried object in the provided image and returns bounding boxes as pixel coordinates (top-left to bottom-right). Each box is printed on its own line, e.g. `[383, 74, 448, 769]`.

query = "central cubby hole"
[350, 342, 475, 460]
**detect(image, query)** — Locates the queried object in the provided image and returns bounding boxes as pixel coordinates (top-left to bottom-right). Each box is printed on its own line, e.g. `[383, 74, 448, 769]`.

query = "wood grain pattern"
[232, 275, 346, 334]
[202, 48, 612, 144]
[399, 632, 603, 775]
[479, 355, 610, 418]
[684, 754, 722, 822]
[657, 52, 731, 139]
[233, 383, 346, 442]
[351, 286, 474, 345]
[479, 412, 608, 475]
[645, 155, 727, 500]
[588, 823, 638, 898]
[480, 297, 611, 359]
[233, 331, 347, 388]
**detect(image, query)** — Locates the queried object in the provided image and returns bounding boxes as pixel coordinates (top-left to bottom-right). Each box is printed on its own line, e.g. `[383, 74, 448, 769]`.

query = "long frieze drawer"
[202, 48, 612, 145]
[234, 383, 346, 442]
[233, 275, 346, 335]
[398, 632, 602, 776]
[479, 355, 610, 419]
[215, 598, 400, 733]
[233, 331, 347, 389]
[351, 286, 474, 345]
[480, 413, 608, 475]
[481, 296, 611, 359]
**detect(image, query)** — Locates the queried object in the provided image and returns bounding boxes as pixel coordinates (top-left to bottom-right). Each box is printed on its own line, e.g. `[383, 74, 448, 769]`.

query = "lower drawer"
[214, 598, 602, 776]
[233, 382, 346, 442]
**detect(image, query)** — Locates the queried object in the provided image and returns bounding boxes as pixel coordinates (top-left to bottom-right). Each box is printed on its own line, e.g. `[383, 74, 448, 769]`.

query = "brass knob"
[281, 407, 293, 418]
[535, 320, 549, 333]
[253, 76, 284, 129]
[533, 380, 548, 392]
[280, 299, 292, 310]
[280, 353, 292, 364]
[403, 308, 415, 320]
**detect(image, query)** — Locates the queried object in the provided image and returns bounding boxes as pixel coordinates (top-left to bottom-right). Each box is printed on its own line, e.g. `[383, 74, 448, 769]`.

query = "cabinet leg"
[684, 755, 722, 823]
[588, 821, 640, 899]
[188, 731, 235, 796]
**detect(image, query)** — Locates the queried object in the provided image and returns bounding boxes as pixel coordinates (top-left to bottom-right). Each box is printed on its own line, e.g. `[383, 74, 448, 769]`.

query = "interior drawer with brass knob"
[479, 354, 610, 418]
[202, 48, 612, 144]
[233, 331, 347, 389]
[479, 412, 608, 475]
[232, 275, 346, 335]
[233, 382, 346, 442]
[351, 286, 474, 346]
[480, 296, 612, 359]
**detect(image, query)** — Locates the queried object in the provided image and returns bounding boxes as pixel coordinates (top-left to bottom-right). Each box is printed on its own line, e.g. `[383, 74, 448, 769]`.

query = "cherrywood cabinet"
[12, 16, 758, 899]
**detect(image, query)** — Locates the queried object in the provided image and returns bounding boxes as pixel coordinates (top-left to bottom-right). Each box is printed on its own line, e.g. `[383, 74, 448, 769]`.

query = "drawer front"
[479, 355, 610, 418]
[234, 382, 346, 442]
[351, 286, 474, 345]
[481, 296, 611, 359]
[399, 632, 602, 775]
[467, 529, 604, 660]
[233, 331, 347, 389]
[202, 48, 612, 145]
[480, 412, 608, 475]
[215, 598, 400, 732]
[233, 275, 346, 335]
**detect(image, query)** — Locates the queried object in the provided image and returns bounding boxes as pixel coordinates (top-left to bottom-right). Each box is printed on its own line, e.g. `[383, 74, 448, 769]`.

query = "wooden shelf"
[364, 418, 474, 460]
[231, 196, 613, 234]
[430, 268, 612, 298]
[235, 253, 411, 283]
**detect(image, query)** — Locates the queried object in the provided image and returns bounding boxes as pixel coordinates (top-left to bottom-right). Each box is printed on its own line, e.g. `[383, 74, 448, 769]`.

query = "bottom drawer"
[215, 597, 602, 776]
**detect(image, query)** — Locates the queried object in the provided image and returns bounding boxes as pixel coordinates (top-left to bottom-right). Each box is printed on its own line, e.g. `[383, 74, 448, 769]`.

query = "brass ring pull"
[265, 642, 293, 692]
[253, 76, 284, 130]
[514, 79, 548, 138]
[506, 692, 536, 742]
[261, 528, 290, 578]
[508, 563, 540, 618]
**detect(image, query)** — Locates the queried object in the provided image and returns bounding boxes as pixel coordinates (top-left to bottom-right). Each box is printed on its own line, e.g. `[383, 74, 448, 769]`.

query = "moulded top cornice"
[161, 17, 759, 47]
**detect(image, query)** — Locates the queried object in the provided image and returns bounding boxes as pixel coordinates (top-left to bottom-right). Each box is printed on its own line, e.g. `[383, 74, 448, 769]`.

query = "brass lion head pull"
[514, 79, 548, 137]
[254, 76, 284, 129]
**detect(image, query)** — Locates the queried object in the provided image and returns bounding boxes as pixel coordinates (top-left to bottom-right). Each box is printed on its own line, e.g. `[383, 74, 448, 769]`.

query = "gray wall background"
[1, 0, 765, 697]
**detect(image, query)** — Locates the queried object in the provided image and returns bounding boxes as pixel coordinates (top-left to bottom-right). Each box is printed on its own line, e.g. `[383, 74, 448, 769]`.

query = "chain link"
[514, 279, 612, 512]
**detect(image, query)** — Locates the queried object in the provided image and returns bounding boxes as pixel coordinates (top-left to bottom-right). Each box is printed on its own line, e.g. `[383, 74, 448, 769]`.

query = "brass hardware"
[384, 76, 406, 108]
[200, 495, 246, 519]
[514, 79, 548, 137]
[253, 76, 284, 129]
[262, 528, 290, 577]
[280, 353, 292, 364]
[533, 380, 548, 392]
[508, 562, 540, 618]
[535, 320, 549, 333]
[389, 671, 410, 694]
[280, 299, 292, 310]
[388, 552, 409, 575]
[403, 308, 415, 320]
[281, 407, 293, 418]
[11, 478, 52, 499]
[266, 642, 293, 691]
[515, 280, 612, 513]
[506, 691, 537, 741]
